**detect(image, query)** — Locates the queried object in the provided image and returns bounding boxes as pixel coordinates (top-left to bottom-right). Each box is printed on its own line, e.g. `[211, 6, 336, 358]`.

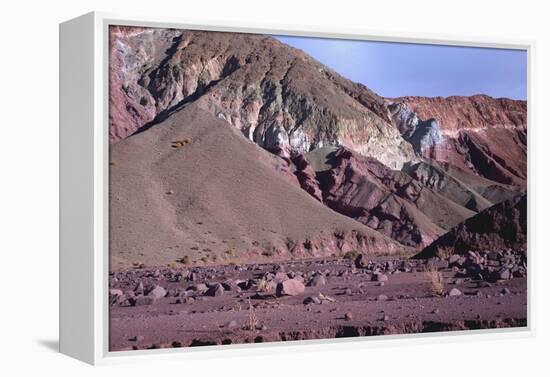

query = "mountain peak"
[109, 27, 415, 169]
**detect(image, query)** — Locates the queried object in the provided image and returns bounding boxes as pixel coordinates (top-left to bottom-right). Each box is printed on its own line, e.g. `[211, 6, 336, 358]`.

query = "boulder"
[307, 274, 327, 287]
[448, 288, 462, 297]
[276, 279, 305, 297]
[354, 254, 368, 269]
[129, 296, 155, 306]
[498, 268, 512, 280]
[146, 285, 167, 299]
[206, 283, 225, 297]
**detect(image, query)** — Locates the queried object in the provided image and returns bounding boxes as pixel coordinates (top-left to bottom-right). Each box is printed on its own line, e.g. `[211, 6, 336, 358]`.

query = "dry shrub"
[255, 278, 270, 293]
[436, 246, 454, 259]
[424, 264, 445, 296]
[171, 139, 192, 148]
[245, 297, 258, 331]
[342, 250, 360, 260]
[178, 255, 191, 265]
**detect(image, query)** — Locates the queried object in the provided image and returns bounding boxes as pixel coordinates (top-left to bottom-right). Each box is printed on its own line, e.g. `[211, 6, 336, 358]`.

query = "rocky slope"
[110, 105, 405, 268]
[404, 160, 522, 212]
[388, 96, 527, 186]
[109, 26, 415, 169]
[415, 194, 527, 259]
[298, 147, 480, 247]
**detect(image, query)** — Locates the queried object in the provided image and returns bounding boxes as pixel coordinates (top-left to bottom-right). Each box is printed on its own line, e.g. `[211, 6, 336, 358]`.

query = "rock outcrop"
[302, 147, 478, 247]
[109, 27, 415, 169]
[415, 194, 527, 259]
[389, 96, 527, 186]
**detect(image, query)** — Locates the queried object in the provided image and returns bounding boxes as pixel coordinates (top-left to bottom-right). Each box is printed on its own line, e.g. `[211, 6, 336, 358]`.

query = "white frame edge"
[59, 11, 535, 365]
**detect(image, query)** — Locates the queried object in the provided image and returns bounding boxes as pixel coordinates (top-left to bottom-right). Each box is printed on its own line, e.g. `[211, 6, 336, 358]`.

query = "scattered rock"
[206, 283, 225, 297]
[377, 294, 389, 301]
[477, 281, 492, 288]
[273, 271, 289, 283]
[448, 288, 462, 297]
[191, 283, 208, 293]
[499, 269, 512, 280]
[146, 285, 167, 299]
[344, 312, 353, 321]
[109, 288, 124, 297]
[276, 279, 305, 297]
[134, 281, 144, 294]
[226, 320, 238, 329]
[354, 254, 368, 269]
[128, 335, 145, 342]
[448, 254, 461, 265]
[129, 296, 155, 306]
[303, 296, 321, 305]
[372, 273, 388, 282]
[307, 274, 327, 287]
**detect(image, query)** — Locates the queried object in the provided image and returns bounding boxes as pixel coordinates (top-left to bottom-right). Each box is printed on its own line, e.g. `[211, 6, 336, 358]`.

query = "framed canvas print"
[59, 12, 531, 365]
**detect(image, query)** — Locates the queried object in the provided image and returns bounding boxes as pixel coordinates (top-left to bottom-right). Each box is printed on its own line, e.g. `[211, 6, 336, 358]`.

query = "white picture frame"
[59, 11, 534, 365]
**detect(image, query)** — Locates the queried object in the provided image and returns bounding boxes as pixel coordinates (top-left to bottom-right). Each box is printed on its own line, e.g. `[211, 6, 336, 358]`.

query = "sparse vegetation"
[225, 248, 236, 257]
[255, 278, 270, 292]
[424, 264, 445, 296]
[261, 250, 274, 257]
[171, 139, 192, 148]
[178, 255, 191, 265]
[374, 249, 417, 259]
[245, 297, 258, 331]
[343, 250, 360, 260]
[436, 246, 454, 259]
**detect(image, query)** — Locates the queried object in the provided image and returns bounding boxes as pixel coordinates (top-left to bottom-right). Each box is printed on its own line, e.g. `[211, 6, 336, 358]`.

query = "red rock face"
[397, 95, 526, 132]
[393, 96, 527, 186]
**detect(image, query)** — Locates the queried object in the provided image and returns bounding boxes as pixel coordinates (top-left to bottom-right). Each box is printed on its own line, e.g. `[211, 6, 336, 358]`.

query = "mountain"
[109, 105, 404, 269]
[414, 194, 527, 259]
[388, 96, 527, 186]
[109, 26, 415, 169]
[109, 27, 527, 267]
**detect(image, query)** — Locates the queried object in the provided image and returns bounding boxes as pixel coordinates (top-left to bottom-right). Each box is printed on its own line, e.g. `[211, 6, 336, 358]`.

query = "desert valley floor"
[109, 251, 527, 351]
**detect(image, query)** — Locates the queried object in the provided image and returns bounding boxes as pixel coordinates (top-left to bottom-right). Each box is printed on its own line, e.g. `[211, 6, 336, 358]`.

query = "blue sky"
[275, 36, 527, 100]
